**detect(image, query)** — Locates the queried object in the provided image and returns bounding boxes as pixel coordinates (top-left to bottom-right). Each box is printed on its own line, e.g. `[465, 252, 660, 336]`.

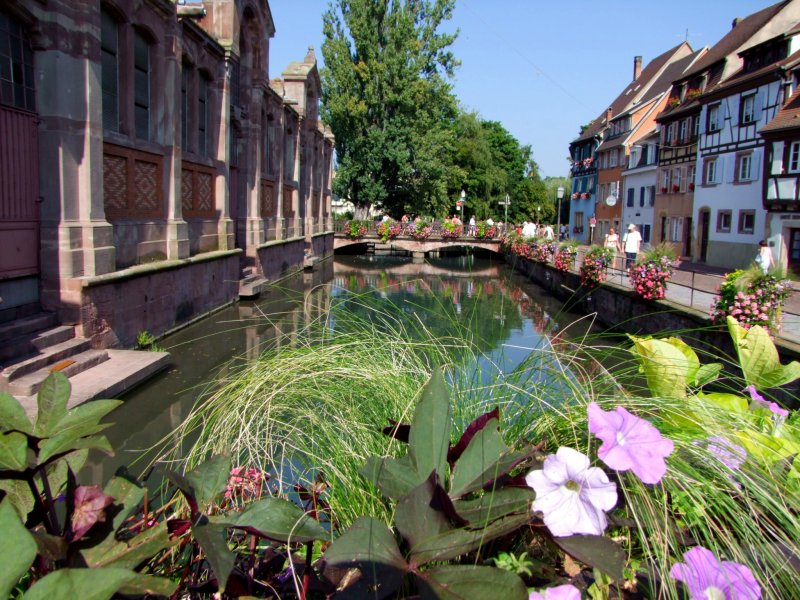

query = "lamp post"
[459, 189, 466, 220]
[556, 186, 565, 239]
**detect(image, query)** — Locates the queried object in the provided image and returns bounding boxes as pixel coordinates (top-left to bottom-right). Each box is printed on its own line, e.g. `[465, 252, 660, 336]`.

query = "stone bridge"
[333, 233, 502, 256]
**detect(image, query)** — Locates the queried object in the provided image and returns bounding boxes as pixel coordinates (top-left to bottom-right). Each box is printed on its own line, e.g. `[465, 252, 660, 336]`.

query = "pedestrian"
[622, 223, 642, 269]
[544, 223, 554, 240]
[755, 240, 774, 275]
[560, 224, 567, 241]
[469, 215, 476, 235]
[604, 227, 622, 253]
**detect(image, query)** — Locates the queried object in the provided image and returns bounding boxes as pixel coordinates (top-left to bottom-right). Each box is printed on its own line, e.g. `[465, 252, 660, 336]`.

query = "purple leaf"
[382, 419, 411, 442]
[448, 407, 500, 464]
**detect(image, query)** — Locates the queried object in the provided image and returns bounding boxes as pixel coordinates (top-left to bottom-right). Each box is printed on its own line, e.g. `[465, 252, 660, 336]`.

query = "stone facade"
[0, 0, 334, 346]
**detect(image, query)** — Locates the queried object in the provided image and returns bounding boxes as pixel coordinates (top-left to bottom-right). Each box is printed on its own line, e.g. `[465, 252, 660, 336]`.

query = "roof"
[761, 86, 800, 132]
[682, 1, 789, 79]
[571, 42, 693, 144]
[709, 47, 800, 97]
[282, 46, 318, 79]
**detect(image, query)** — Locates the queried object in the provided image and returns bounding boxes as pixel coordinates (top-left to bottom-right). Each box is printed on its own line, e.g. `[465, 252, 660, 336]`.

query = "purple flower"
[587, 403, 674, 484]
[744, 385, 788, 417]
[529, 584, 581, 600]
[706, 436, 747, 471]
[526, 447, 617, 537]
[670, 546, 761, 599]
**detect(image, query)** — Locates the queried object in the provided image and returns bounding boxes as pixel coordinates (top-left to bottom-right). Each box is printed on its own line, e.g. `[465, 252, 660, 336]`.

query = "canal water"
[81, 253, 595, 483]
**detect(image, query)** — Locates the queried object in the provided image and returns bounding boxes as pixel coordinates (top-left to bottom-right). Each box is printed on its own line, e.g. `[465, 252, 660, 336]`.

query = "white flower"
[526, 447, 617, 537]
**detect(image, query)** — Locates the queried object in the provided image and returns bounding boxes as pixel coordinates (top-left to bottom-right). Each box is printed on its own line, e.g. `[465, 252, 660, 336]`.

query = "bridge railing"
[333, 219, 510, 240]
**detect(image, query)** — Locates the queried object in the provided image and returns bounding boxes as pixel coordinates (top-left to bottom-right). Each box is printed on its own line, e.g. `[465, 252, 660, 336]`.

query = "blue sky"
[269, 1, 778, 179]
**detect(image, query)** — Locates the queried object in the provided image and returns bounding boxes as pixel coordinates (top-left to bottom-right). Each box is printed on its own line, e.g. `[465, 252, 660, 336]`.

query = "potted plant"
[628, 243, 680, 300]
[580, 245, 615, 287]
[376, 219, 402, 242]
[553, 240, 579, 272]
[345, 220, 369, 239]
[710, 267, 792, 334]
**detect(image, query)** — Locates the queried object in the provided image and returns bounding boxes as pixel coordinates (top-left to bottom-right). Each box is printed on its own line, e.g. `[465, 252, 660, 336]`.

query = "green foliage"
[135, 330, 164, 352]
[321, 0, 460, 218]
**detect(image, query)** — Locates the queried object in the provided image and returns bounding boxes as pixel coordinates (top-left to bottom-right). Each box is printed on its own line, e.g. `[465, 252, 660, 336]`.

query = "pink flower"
[587, 403, 674, 484]
[529, 584, 581, 600]
[526, 447, 617, 537]
[744, 385, 789, 417]
[670, 546, 761, 599]
[71, 485, 115, 541]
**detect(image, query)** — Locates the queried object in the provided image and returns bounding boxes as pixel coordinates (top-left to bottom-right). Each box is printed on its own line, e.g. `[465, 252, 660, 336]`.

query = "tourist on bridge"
[604, 227, 622, 253]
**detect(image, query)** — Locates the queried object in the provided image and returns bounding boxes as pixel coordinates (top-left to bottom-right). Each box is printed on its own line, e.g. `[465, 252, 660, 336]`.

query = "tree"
[320, 0, 459, 218]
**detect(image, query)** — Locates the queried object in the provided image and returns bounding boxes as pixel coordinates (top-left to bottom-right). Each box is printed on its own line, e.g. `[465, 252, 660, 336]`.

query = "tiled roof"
[712, 47, 800, 93]
[571, 42, 692, 144]
[682, 1, 789, 78]
[761, 86, 800, 132]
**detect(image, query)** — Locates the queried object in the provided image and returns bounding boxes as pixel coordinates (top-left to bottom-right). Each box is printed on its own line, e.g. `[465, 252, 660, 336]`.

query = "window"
[674, 167, 683, 192]
[627, 187, 634, 207]
[741, 94, 756, 124]
[704, 157, 718, 184]
[639, 186, 645, 207]
[693, 115, 699, 137]
[790, 142, 800, 173]
[197, 74, 208, 156]
[666, 123, 676, 145]
[671, 217, 683, 242]
[133, 30, 151, 141]
[181, 65, 189, 149]
[100, 9, 119, 131]
[661, 169, 670, 192]
[738, 210, 755, 234]
[0, 10, 35, 112]
[707, 103, 721, 132]
[649, 185, 656, 206]
[717, 210, 732, 233]
[642, 224, 651, 244]
[687, 165, 696, 190]
[736, 153, 752, 182]
[575, 212, 584, 231]
[609, 149, 618, 167]
[284, 130, 295, 180]
[679, 119, 688, 143]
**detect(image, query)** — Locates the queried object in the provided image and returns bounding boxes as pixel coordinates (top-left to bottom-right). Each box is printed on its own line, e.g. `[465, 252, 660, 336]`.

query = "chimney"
[633, 55, 642, 80]
[606, 107, 613, 122]
[732, 17, 741, 29]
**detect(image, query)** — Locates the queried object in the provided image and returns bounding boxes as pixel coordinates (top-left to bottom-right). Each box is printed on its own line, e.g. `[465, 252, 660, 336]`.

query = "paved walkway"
[578, 248, 800, 348]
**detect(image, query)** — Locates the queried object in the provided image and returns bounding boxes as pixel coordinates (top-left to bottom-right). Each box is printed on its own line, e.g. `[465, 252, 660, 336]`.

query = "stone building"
[0, 0, 334, 348]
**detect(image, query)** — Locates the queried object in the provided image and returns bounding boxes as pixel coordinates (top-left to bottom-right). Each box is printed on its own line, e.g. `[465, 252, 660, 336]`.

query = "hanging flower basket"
[376, 220, 403, 242]
[628, 245, 679, 300]
[344, 220, 369, 239]
[580, 246, 615, 287]
[439, 221, 463, 239]
[710, 269, 792, 334]
[473, 221, 498, 239]
[553, 242, 578, 272]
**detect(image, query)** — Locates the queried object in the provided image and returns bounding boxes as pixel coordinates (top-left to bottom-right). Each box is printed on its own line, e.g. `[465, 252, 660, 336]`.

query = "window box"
[672, 184, 680, 193]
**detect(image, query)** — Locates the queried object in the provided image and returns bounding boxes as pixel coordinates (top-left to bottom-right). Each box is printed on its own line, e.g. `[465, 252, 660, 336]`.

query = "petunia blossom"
[706, 435, 747, 471]
[526, 447, 617, 537]
[587, 403, 674, 484]
[744, 385, 788, 417]
[529, 583, 581, 600]
[670, 546, 761, 599]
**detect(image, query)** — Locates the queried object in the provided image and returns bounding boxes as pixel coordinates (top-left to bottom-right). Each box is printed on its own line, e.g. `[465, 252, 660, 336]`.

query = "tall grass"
[166, 284, 799, 598]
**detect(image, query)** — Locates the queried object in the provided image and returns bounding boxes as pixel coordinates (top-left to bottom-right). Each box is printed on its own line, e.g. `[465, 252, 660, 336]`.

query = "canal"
[81, 252, 598, 484]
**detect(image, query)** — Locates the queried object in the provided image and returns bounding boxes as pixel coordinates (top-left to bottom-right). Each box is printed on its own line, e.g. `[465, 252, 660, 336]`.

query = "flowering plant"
[672, 184, 680, 193]
[628, 243, 679, 300]
[553, 241, 578, 272]
[580, 246, 614, 287]
[571, 192, 579, 200]
[376, 219, 403, 242]
[688, 181, 695, 191]
[532, 241, 557, 263]
[580, 192, 591, 199]
[473, 220, 498, 239]
[406, 218, 433, 240]
[439, 220, 463, 239]
[710, 268, 792, 333]
[344, 220, 369, 239]
[668, 97, 681, 109]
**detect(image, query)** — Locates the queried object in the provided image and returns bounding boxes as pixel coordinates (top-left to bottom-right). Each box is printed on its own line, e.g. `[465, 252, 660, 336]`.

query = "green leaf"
[361, 454, 424, 501]
[698, 392, 748, 413]
[449, 417, 505, 498]
[33, 372, 71, 437]
[727, 317, 800, 389]
[409, 368, 452, 486]
[38, 433, 113, 464]
[666, 337, 700, 387]
[695, 363, 723, 387]
[82, 522, 171, 570]
[553, 534, 626, 580]
[222, 496, 328, 543]
[0, 391, 33, 434]
[453, 487, 535, 526]
[629, 336, 688, 399]
[30, 529, 68, 562]
[395, 472, 452, 549]
[0, 478, 35, 519]
[55, 400, 122, 438]
[0, 498, 37, 599]
[192, 520, 235, 591]
[0, 431, 29, 471]
[417, 565, 528, 600]
[409, 512, 529, 566]
[323, 517, 407, 599]
[736, 430, 799, 463]
[21, 568, 177, 600]
[185, 454, 232, 509]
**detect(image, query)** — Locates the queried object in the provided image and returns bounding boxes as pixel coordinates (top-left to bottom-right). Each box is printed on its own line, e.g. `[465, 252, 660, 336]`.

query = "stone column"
[35, 3, 115, 317]
[216, 54, 235, 251]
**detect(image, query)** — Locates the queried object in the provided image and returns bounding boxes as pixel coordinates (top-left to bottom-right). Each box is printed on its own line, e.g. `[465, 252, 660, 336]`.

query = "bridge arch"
[333, 235, 502, 256]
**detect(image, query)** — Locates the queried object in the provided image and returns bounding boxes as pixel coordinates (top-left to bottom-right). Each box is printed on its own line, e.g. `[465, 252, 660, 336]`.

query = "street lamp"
[556, 186, 565, 239]
[459, 189, 466, 220]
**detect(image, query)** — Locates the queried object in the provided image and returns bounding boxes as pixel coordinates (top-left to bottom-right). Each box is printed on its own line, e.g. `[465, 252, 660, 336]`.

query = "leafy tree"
[321, 0, 459, 219]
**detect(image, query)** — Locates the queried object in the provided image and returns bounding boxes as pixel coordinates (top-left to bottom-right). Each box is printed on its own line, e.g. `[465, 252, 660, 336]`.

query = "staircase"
[0, 312, 170, 414]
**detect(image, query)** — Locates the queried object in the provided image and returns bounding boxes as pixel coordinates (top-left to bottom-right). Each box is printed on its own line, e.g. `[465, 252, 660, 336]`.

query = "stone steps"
[5, 349, 110, 397]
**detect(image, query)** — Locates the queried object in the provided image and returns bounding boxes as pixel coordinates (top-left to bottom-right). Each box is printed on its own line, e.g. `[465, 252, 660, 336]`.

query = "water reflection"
[83, 254, 590, 484]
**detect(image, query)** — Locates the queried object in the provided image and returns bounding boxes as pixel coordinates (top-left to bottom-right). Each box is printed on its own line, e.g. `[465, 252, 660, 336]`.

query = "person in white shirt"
[543, 224, 554, 240]
[622, 223, 642, 268]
